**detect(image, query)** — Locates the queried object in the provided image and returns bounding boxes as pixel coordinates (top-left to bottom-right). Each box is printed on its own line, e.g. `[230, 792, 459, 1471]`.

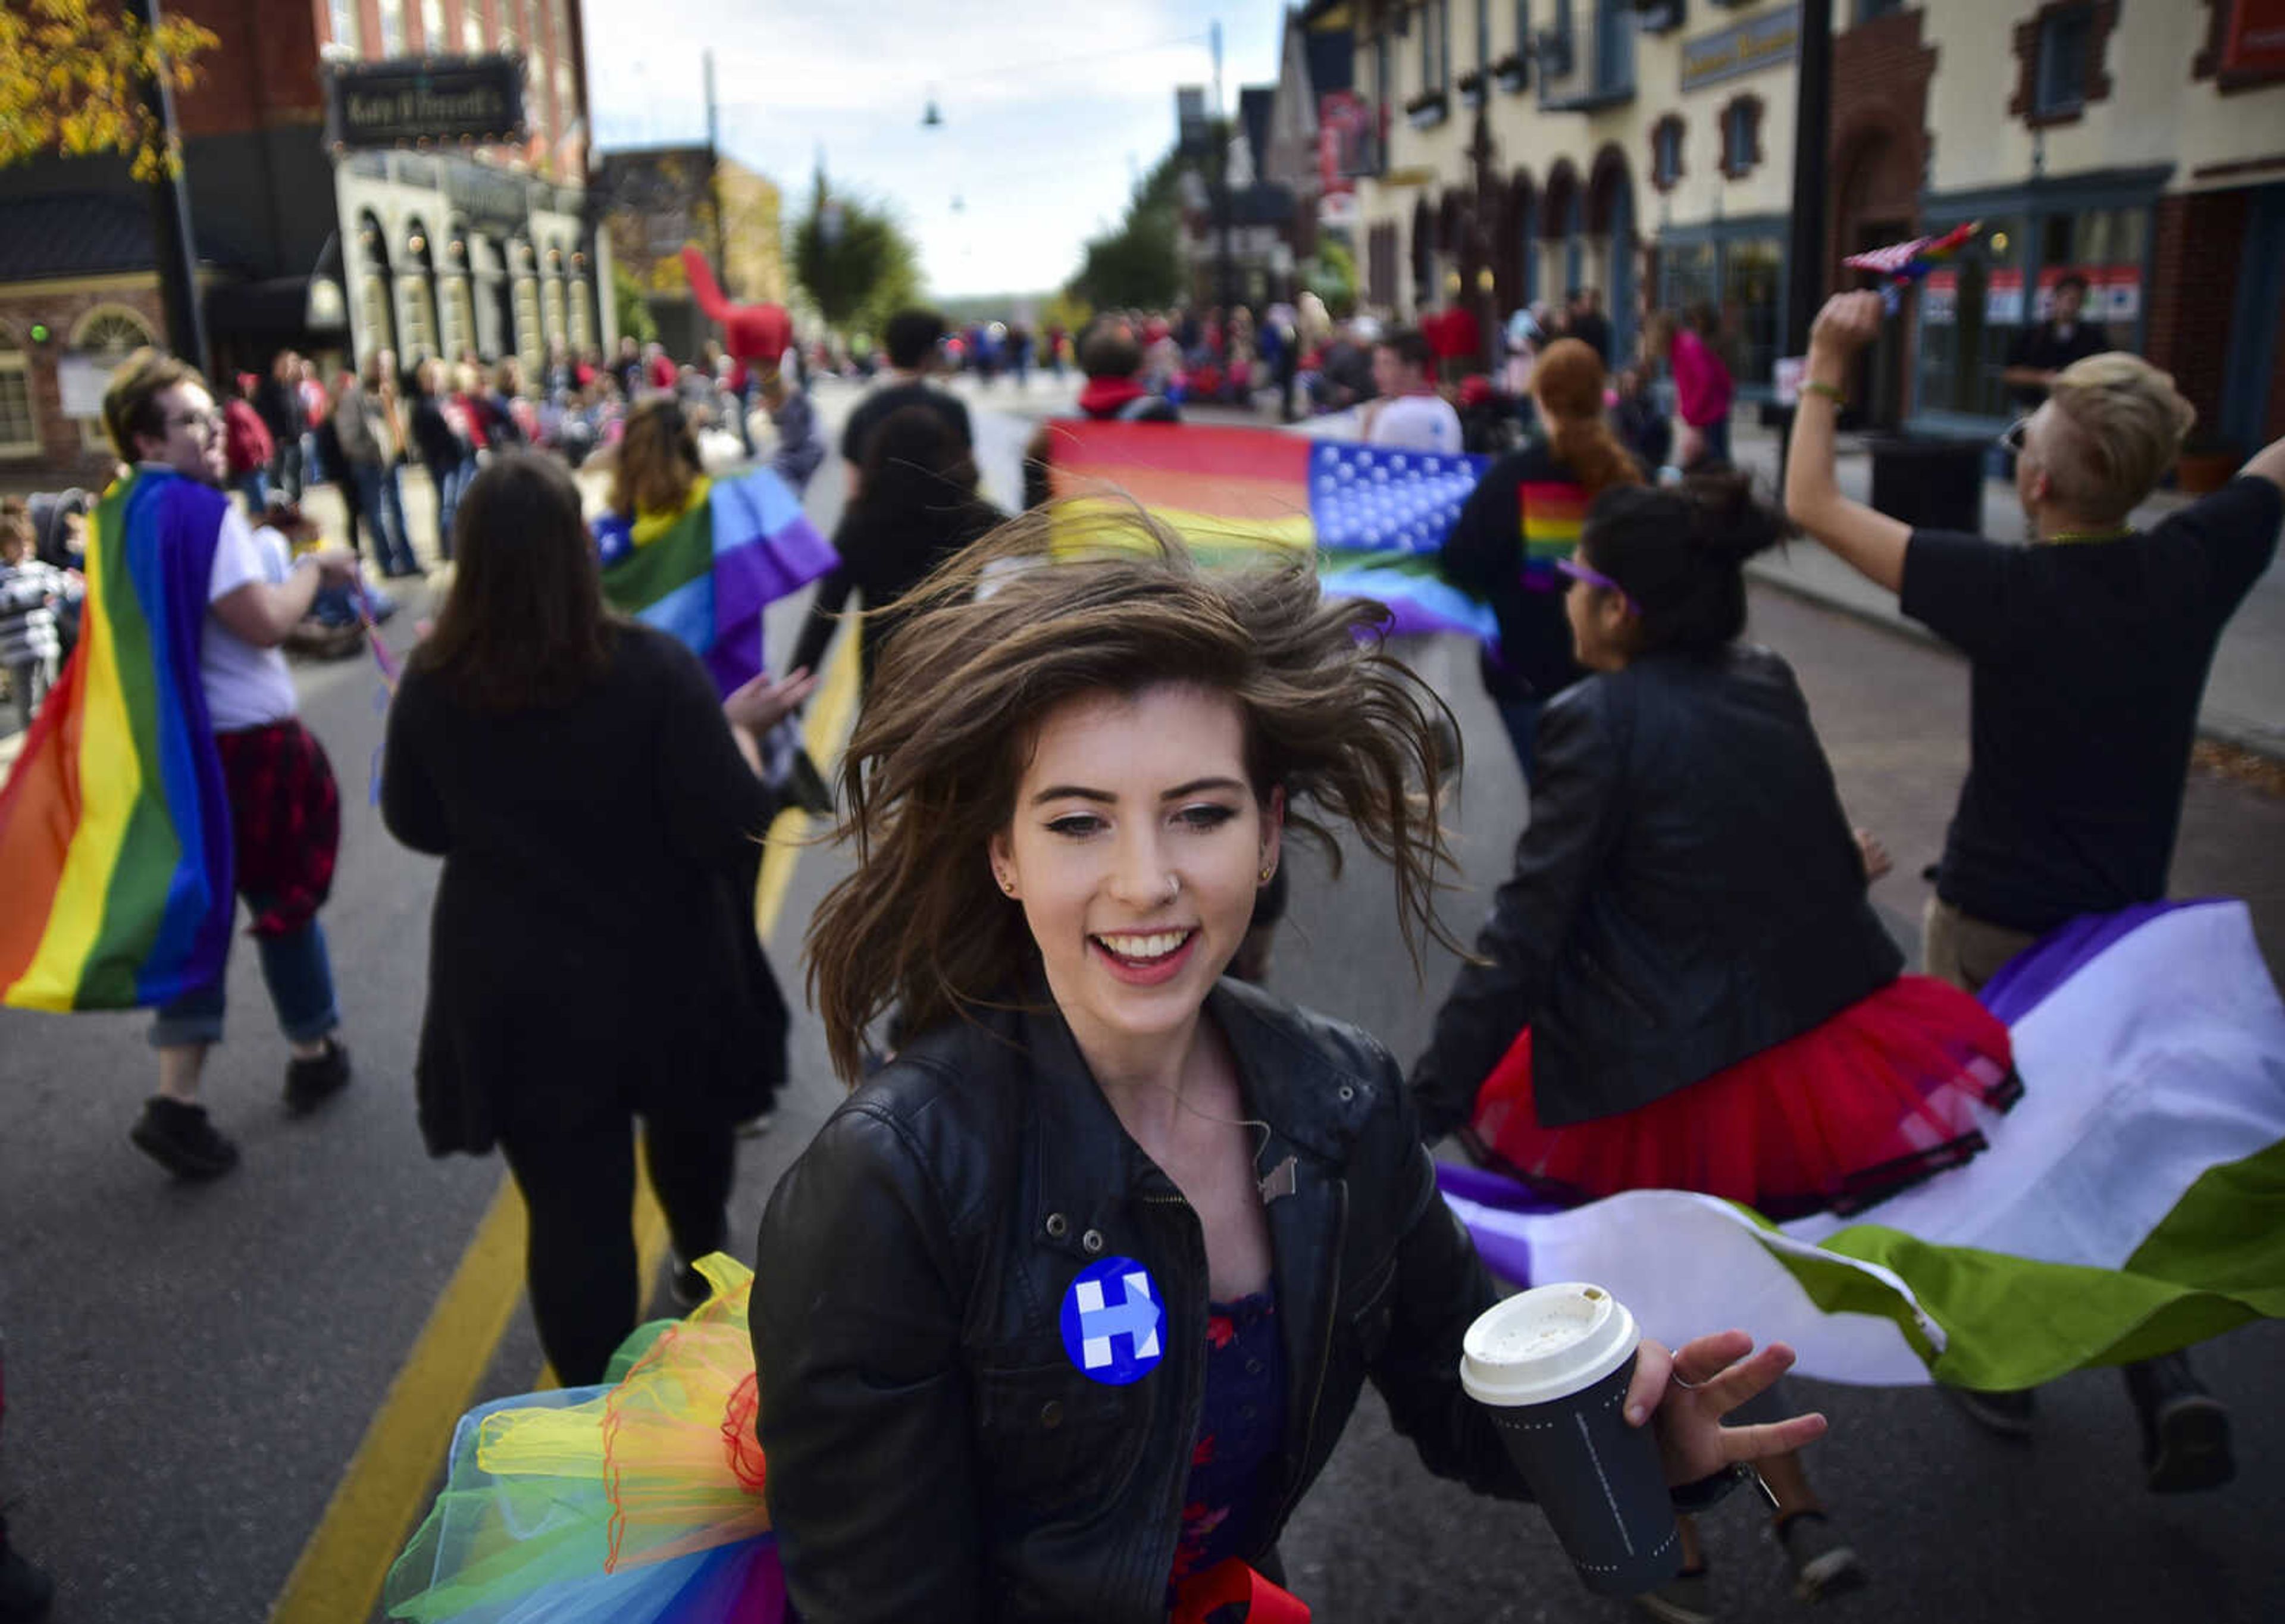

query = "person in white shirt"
[1359, 327, 1464, 454]
[101, 351, 364, 1180]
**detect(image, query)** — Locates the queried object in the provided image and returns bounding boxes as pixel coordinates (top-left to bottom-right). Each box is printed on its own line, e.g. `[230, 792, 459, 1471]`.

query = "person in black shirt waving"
[1786, 289, 2285, 1494]
[838, 308, 973, 499]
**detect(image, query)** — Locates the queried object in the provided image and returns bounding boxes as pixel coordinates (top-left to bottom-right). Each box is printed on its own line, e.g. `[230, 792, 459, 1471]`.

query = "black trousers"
[499, 1110, 736, 1386]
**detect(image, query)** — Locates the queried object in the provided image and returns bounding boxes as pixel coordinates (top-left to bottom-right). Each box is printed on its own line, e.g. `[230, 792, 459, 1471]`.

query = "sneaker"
[1633, 1565, 1716, 1624]
[2126, 1351, 2236, 1493]
[284, 1037, 352, 1116]
[1773, 1512, 1867, 1603]
[1943, 1385, 2037, 1438]
[129, 1097, 239, 1181]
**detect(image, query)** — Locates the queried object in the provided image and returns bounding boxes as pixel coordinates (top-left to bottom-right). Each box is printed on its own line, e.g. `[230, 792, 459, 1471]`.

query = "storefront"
[1652, 215, 1787, 399]
[1910, 167, 2164, 431]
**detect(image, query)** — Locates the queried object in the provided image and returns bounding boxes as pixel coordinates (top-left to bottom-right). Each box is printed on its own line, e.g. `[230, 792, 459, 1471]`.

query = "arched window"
[0, 326, 40, 458]
[70, 305, 157, 451]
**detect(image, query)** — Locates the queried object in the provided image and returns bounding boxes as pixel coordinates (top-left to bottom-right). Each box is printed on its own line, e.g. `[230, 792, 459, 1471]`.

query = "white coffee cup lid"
[1460, 1282, 1639, 1407]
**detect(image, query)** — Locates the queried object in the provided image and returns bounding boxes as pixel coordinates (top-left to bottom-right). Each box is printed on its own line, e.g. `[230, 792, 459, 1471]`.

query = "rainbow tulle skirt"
[385, 1255, 785, 1623]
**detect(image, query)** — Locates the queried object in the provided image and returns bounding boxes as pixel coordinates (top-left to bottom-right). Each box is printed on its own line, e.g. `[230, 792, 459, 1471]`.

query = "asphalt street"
[1, 376, 2279, 1622]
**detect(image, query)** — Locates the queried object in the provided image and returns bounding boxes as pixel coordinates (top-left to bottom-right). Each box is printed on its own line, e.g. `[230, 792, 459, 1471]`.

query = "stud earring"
[1259, 863, 1274, 884]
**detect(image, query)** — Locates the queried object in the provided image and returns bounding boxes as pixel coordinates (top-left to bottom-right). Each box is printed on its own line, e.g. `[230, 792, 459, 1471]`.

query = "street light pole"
[1783, 0, 1833, 361]
[130, 0, 208, 373]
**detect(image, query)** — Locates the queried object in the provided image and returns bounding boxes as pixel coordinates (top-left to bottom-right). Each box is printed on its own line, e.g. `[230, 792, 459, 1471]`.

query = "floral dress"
[1168, 1294, 1288, 1590]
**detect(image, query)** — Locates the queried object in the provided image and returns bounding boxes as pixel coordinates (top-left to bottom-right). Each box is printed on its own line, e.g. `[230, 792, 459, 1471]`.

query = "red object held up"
[680, 245, 793, 365]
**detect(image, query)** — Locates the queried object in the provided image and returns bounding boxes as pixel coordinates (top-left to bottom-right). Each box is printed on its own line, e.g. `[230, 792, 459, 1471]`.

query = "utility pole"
[1212, 19, 1235, 315]
[1783, 0, 1832, 361]
[705, 49, 728, 284]
[131, 0, 208, 373]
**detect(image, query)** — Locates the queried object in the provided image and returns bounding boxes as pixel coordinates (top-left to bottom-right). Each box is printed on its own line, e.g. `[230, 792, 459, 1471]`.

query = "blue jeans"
[433, 459, 473, 560]
[236, 470, 270, 516]
[351, 462, 418, 575]
[149, 909, 340, 1049]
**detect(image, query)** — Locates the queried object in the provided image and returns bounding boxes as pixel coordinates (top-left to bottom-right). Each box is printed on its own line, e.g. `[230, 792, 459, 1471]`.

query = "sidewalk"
[1727, 421, 2285, 760]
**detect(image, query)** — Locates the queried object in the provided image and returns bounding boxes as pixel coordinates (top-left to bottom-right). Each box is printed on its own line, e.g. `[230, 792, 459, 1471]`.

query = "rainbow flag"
[1043, 420, 1499, 643]
[0, 471, 234, 1011]
[1518, 478, 1589, 587]
[594, 468, 838, 695]
[1443, 900, 2285, 1391]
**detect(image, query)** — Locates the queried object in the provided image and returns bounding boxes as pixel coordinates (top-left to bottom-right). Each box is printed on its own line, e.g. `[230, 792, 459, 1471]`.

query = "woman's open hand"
[724, 668, 818, 737]
[1623, 1329, 1829, 1487]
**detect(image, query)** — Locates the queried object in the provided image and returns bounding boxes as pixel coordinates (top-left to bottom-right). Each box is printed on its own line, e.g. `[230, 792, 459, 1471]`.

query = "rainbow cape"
[1043, 419, 1499, 643]
[0, 470, 234, 1012]
[1443, 899, 2285, 1391]
[594, 468, 837, 695]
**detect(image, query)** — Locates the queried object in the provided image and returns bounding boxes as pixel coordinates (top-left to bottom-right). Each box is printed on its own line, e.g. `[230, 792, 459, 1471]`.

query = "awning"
[204, 233, 349, 337]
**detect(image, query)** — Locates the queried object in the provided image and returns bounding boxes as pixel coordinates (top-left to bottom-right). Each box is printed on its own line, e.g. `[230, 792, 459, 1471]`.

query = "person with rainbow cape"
[0, 349, 364, 1180]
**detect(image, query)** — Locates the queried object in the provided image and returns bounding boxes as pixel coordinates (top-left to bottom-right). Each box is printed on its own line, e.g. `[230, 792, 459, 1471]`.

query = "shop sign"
[1680, 5, 1800, 93]
[1985, 269, 2025, 326]
[2035, 265, 2142, 323]
[326, 55, 527, 151]
[2224, 0, 2285, 76]
[1922, 269, 1957, 324]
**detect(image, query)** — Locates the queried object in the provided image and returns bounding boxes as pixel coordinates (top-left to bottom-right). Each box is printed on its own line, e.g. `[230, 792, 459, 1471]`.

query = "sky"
[581, 0, 1285, 302]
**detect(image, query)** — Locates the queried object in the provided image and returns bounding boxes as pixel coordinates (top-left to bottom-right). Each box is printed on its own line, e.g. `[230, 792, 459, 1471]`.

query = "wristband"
[1802, 380, 1846, 408]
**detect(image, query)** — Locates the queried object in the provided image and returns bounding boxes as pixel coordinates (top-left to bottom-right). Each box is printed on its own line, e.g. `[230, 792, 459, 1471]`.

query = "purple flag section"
[1978, 898, 2215, 1024]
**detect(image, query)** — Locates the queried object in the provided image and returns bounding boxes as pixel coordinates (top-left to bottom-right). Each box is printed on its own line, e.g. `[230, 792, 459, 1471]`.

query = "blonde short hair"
[2040, 353, 2198, 520]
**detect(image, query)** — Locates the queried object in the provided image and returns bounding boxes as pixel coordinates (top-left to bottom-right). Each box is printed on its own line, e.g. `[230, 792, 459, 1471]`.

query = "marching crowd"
[1, 252, 2281, 1623]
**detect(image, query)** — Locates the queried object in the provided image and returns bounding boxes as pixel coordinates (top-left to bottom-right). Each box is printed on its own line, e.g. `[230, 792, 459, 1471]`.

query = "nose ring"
[1163, 874, 1181, 902]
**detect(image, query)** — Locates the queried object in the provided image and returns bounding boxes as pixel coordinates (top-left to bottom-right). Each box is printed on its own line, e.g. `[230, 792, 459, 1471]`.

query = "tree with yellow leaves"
[0, 0, 219, 181]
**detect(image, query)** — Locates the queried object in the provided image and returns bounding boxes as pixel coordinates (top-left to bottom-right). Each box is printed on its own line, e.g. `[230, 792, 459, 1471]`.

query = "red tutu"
[1469, 975, 2019, 1219]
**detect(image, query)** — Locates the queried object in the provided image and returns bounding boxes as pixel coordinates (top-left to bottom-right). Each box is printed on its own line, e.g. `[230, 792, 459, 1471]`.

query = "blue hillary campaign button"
[1059, 1256, 1166, 1387]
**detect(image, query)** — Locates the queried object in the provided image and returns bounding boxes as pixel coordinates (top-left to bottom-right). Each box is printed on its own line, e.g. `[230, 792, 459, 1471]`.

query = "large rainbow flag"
[0, 471, 235, 1011]
[1042, 419, 1499, 643]
[594, 468, 837, 694]
[1443, 899, 2285, 1391]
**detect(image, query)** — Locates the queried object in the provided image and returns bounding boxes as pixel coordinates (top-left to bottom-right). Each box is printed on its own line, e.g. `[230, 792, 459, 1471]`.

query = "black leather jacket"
[1412, 644, 1904, 1140]
[752, 980, 1529, 1622]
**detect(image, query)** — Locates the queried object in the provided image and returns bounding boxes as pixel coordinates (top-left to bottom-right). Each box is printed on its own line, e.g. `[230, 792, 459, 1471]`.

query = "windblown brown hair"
[805, 502, 1462, 1085]
[1533, 337, 1644, 499]
[101, 348, 206, 464]
[608, 396, 703, 519]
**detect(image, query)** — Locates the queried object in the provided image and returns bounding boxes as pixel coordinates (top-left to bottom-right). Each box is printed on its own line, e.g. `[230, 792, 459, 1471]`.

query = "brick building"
[0, 0, 606, 478]
[1331, 0, 2285, 452]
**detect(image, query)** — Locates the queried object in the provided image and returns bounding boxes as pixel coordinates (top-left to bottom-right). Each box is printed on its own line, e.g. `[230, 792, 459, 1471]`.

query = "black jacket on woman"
[752, 978, 1530, 1623]
[1412, 643, 1904, 1141]
[409, 391, 468, 474]
[787, 490, 1003, 686]
[381, 625, 785, 1154]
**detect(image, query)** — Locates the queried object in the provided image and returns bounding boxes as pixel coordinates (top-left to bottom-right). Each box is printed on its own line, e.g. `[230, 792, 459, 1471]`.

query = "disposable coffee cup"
[1460, 1282, 1680, 1597]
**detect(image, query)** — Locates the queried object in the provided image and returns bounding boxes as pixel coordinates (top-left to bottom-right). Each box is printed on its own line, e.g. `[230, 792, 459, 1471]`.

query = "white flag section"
[1442, 901, 2285, 1389]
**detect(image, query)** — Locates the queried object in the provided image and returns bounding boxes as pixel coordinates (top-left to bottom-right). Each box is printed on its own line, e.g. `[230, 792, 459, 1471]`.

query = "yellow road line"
[267, 630, 862, 1623]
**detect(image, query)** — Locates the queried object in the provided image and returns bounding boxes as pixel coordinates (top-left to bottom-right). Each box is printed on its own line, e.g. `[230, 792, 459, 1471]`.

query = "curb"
[1744, 561, 2285, 766]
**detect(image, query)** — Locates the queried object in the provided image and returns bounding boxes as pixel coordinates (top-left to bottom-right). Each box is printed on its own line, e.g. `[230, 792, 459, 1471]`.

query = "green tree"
[793, 167, 923, 337]
[0, 0, 218, 180]
[613, 262, 657, 345]
[1068, 147, 1188, 311]
[1302, 239, 1356, 306]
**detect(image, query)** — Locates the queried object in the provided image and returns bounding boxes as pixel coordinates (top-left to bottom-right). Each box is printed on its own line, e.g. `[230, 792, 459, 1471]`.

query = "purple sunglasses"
[1554, 555, 1641, 615]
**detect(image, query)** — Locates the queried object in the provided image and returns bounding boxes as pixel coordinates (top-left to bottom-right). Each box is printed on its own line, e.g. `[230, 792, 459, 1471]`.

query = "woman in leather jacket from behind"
[1408, 471, 2018, 1610]
[752, 506, 1826, 1622]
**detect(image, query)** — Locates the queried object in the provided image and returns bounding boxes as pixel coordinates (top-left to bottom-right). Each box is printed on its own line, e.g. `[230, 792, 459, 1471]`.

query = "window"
[2012, 1, 2114, 127]
[1421, 0, 1451, 95]
[1855, 0, 1904, 21]
[514, 276, 543, 376]
[1592, 0, 1634, 95]
[1659, 240, 1717, 317]
[1719, 95, 1762, 179]
[1476, 0, 1492, 70]
[378, 0, 405, 55]
[1915, 214, 2027, 418]
[70, 306, 158, 451]
[0, 330, 39, 458]
[1721, 238, 1782, 388]
[2036, 4, 2092, 113]
[420, 0, 444, 51]
[327, 0, 360, 51]
[439, 275, 473, 357]
[398, 277, 438, 360]
[1650, 116, 1684, 192]
[499, 0, 519, 51]
[463, 0, 484, 52]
